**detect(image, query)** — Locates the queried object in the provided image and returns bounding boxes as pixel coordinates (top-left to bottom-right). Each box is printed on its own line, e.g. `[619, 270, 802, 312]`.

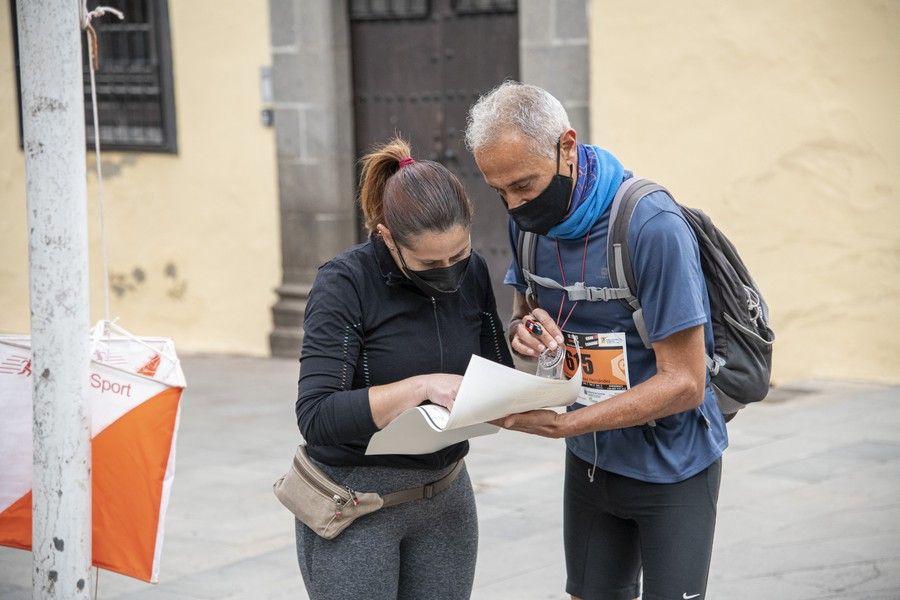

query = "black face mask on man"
[397, 249, 470, 297]
[507, 139, 573, 235]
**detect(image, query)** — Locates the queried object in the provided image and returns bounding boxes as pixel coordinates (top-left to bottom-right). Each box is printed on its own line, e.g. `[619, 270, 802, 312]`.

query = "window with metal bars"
[452, 0, 517, 15]
[348, 0, 517, 20]
[349, 0, 431, 21]
[10, 0, 177, 153]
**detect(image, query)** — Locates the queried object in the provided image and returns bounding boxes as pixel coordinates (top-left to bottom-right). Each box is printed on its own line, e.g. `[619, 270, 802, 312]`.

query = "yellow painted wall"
[589, 0, 900, 384]
[0, 2, 280, 356]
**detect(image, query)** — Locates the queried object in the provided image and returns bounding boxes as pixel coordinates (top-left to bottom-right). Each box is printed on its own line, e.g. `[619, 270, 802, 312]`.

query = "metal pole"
[17, 1, 93, 598]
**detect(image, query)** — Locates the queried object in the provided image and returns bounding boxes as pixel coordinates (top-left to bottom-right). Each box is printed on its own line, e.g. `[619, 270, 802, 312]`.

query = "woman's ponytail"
[358, 138, 412, 235]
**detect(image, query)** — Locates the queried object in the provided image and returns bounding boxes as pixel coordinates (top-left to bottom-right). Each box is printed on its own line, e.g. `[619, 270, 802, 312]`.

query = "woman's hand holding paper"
[422, 373, 463, 411]
[370, 373, 462, 429]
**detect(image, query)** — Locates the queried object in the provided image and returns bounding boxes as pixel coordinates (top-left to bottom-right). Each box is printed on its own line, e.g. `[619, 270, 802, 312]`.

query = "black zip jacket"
[296, 236, 515, 469]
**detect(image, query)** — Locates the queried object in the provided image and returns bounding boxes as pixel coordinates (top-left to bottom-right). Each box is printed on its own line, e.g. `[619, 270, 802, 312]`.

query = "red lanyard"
[554, 233, 590, 332]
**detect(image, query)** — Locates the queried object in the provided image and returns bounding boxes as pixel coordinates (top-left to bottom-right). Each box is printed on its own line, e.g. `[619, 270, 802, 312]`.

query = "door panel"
[441, 3, 518, 322]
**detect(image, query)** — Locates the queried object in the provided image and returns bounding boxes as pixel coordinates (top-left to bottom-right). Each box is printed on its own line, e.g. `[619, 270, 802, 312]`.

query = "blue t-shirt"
[505, 175, 728, 483]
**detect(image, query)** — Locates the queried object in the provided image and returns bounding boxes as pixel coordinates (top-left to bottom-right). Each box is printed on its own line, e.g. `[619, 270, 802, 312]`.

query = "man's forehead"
[478, 131, 533, 159]
[476, 134, 547, 186]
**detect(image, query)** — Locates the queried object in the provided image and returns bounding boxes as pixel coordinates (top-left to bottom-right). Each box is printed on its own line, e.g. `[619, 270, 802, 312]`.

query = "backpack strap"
[517, 176, 671, 320]
[607, 177, 669, 349]
[522, 271, 633, 302]
[516, 229, 539, 307]
[517, 228, 632, 304]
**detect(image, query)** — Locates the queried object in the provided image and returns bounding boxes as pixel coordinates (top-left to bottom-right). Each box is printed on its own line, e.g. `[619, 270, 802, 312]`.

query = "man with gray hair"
[466, 81, 727, 600]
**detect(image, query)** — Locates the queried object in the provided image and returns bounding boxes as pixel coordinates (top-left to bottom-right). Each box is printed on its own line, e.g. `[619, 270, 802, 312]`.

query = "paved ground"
[1, 355, 899, 599]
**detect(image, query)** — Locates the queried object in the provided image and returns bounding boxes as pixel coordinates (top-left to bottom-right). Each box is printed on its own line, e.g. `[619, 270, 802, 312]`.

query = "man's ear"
[560, 128, 578, 166]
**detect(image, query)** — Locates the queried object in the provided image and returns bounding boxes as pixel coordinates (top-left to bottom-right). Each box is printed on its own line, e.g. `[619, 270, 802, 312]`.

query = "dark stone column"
[520, 0, 591, 136]
[268, 0, 358, 357]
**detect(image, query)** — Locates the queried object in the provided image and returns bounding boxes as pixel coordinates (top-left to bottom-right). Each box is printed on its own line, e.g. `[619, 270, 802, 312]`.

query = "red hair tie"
[399, 156, 416, 168]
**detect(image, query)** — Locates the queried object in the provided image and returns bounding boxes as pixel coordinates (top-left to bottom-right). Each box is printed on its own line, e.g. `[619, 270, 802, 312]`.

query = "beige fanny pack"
[273, 445, 464, 540]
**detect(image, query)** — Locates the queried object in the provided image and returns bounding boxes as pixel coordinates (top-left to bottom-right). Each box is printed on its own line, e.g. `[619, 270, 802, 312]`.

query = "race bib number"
[563, 331, 630, 405]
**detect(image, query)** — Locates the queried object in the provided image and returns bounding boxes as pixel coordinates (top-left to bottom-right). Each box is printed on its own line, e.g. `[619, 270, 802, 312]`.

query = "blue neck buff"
[547, 144, 624, 240]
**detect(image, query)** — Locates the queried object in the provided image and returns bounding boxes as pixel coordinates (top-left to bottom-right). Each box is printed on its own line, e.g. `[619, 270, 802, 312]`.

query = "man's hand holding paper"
[491, 409, 568, 439]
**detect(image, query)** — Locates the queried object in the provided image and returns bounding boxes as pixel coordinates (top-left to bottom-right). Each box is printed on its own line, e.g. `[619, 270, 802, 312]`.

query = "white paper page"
[418, 403, 451, 431]
[365, 406, 499, 455]
[444, 354, 583, 430]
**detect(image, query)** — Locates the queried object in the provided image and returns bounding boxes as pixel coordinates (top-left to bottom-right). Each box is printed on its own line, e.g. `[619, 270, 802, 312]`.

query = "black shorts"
[564, 450, 721, 600]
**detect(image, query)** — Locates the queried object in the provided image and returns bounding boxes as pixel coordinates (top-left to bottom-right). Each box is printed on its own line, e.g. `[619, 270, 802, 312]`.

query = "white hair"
[465, 81, 571, 159]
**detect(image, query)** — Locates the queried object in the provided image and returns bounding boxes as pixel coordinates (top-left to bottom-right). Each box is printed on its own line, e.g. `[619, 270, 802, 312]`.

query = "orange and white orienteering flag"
[0, 321, 185, 583]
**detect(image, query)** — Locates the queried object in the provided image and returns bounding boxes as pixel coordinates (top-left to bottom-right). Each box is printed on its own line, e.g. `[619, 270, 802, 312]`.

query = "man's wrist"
[552, 411, 571, 438]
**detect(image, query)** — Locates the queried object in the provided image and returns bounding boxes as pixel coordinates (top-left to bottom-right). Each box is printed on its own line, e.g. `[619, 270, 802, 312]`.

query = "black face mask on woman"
[507, 139, 573, 235]
[397, 249, 470, 297]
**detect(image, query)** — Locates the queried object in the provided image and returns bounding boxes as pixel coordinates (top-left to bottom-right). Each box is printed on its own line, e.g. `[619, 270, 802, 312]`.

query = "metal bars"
[81, 0, 176, 151]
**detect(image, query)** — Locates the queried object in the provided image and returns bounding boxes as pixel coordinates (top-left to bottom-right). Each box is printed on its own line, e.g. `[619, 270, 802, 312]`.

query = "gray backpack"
[517, 177, 775, 420]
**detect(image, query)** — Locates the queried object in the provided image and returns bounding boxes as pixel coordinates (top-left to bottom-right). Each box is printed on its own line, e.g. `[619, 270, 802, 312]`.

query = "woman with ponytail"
[293, 138, 513, 599]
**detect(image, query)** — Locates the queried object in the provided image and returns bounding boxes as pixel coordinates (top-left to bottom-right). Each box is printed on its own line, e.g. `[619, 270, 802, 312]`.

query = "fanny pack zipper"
[292, 456, 359, 510]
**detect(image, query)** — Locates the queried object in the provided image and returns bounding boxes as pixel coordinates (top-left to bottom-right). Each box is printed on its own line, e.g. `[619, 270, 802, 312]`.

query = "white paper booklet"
[366, 354, 583, 455]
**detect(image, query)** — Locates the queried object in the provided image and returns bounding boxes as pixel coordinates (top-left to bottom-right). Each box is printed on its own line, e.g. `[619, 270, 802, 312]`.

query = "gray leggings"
[295, 459, 478, 600]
